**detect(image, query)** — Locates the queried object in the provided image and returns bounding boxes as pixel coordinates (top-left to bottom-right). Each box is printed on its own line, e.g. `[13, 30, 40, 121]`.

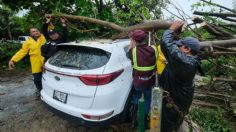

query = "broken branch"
[193, 11, 236, 18]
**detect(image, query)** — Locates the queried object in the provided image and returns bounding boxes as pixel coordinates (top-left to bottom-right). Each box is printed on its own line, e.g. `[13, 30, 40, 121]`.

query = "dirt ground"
[0, 69, 133, 132]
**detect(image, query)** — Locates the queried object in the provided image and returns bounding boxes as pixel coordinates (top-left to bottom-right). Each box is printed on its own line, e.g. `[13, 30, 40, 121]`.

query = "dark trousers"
[161, 99, 185, 132]
[132, 86, 152, 115]
[33, 72, 42, 91]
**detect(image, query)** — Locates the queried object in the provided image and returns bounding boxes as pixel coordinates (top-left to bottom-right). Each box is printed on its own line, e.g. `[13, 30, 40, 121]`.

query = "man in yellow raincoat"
[8, 28, 46, 93]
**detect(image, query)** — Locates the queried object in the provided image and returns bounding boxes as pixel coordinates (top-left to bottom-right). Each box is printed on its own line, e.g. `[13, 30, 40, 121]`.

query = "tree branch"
[47, 13, 172, 39]
[200, 0, 236, 13]
[200, 39, 236, 48]
[193, 11, 236, 18]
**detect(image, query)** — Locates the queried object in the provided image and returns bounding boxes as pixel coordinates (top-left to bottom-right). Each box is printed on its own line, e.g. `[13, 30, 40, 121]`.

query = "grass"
[189, 107, 231, 132]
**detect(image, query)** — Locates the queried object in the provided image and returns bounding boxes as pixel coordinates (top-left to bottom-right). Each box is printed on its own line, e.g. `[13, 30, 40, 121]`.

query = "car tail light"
[79, 69, 124, 86]
[81, 111, 114, 120]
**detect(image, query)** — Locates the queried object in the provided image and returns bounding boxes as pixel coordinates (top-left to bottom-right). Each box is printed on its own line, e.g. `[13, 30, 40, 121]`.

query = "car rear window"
[48, 46, 111, 70]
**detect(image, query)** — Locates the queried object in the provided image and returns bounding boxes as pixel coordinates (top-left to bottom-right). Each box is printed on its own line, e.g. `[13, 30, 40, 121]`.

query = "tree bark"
[49, 14, 172, 32]
[48, 13, 236, 48]
[200, 0, 236, 13]
[193, 11, 236, 17]
[192, 100, 221, 108]
[200, 22, 234, 38]
[213, 77, 236, 82]
[212, 52, 236, 56]
[213, 45, 236, 52]
[192, 16, 234, 39]
[6, 25, 12, 40]
[200, 39, 236, 48]
[217, 23, 236, 27]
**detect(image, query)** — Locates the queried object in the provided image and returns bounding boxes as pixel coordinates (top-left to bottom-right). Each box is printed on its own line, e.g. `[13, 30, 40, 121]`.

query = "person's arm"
[9, 41, 30, 70]
[160, 21, 186, 64]
[41, 15, 53, 40]
[60, 17, 68, 43]
[41, 23, 49, 40]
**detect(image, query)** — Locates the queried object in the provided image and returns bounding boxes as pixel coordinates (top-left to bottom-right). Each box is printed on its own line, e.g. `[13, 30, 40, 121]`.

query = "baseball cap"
[176, 37, 200, 53]
[47, 29, 58, 35]
[129, 29, 146, 42]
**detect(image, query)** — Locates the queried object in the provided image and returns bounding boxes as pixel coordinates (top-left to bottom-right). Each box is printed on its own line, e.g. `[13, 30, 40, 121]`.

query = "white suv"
[18, 36, 29, 44]
[41, 39, 133, 124]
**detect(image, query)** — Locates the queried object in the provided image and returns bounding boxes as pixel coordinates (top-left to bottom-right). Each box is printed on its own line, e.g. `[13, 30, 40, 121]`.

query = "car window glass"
[48, 46, 111, 70]
[18, 37, 26, 41]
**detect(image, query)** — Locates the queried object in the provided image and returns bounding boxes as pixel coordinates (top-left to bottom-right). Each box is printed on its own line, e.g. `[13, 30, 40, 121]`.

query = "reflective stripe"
[132, 45, 158, 71]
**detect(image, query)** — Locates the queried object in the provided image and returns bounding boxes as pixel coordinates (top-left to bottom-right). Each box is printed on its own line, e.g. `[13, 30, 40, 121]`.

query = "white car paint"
[41, 39, 133, 122]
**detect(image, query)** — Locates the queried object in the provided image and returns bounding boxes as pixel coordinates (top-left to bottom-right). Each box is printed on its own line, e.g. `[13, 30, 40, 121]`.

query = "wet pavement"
[0, 70, 132, 132]
[0, 71, 35, 120]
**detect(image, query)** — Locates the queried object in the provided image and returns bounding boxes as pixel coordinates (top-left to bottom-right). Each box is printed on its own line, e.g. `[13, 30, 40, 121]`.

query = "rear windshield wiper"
[61, 64, 80, 68]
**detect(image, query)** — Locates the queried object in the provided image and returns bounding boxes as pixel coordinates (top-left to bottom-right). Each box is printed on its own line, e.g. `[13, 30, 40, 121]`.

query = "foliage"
[201, 56, 236, 78]
[0, 42, 30, 69]
[1, 0, 169, 40]
[189, 107, 231, 132]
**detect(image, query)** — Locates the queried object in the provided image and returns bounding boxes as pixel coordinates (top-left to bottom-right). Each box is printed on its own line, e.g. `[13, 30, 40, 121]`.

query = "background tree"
[0, 4, 15, 40]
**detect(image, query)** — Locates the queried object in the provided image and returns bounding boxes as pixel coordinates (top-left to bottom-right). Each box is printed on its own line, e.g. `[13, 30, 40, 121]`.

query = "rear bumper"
[41, 97, 123, 127]
[41, 89, 118, 123]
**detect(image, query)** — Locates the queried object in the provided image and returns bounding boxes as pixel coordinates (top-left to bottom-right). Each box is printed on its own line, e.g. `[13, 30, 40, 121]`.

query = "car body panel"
[41, 39, 133, 123]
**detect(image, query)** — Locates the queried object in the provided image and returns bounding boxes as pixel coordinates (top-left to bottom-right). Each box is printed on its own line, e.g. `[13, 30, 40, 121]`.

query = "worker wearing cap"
[128, 29, 158, 129]
[8, 28, 46, 94]
[159, 21, 201, 132]
[41, 15, 68, 61]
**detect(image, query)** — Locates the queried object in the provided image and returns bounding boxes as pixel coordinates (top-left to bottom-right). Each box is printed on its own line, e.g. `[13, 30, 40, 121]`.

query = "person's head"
[176, 37, 200, 56]
[129, 29, 146, 45]
[48, 30, 60, 40]
[30, 28, 41, 39]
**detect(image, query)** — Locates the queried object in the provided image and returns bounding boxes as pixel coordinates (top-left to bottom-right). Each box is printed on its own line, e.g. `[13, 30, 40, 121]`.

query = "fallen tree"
[50, 14, 172, 39]
[193, 11, 236, 18]
[192, 16, 234, 39]
[200, 0, 236, 13]
[200, 39, 236, 48]
[48, 14, 236, 49]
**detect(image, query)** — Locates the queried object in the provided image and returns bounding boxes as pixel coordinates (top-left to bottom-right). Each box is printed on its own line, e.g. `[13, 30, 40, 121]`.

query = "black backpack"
[41, 41, 58, 61]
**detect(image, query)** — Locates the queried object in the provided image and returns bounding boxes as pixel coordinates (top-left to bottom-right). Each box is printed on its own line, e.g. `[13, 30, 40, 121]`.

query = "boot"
[131, 104, 138, 129]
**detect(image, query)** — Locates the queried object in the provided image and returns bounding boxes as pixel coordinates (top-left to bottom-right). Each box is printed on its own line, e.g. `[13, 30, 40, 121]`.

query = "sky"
[16, 0, 234, 19]
[163, 0, 234, 20]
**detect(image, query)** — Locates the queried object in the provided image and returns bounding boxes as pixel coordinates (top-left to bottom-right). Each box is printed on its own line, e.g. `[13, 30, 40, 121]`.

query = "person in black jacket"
[41, 15, 68, 61]
[159, 21, 201, 132]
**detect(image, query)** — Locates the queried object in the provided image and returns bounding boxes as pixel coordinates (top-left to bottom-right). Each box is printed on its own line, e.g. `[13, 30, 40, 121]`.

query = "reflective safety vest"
[132, 45, 158, 71]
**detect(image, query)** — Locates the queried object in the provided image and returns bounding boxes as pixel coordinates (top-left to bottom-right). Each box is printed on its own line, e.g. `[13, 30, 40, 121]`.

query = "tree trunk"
[48, 13, 236, 49]
[200, 0, 236, 13]
[49, 14, 172, 32]
[200, 39, 236, 48]
[6, 25, 12, 40]
[193, 11, 236, 17]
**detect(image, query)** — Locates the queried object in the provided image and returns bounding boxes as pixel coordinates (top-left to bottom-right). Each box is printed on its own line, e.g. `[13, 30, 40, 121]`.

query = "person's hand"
[169, 21, 185, 33]
[60, 17, 67, 27]
[8, 60, 15, 70]
[45, 14, 52, 24]
[129, 39, 136, 50]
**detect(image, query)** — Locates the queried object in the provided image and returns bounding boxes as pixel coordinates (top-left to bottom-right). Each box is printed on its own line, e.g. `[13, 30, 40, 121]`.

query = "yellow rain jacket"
[11, 35, 46, 73]
[157, 45, 167, 75]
